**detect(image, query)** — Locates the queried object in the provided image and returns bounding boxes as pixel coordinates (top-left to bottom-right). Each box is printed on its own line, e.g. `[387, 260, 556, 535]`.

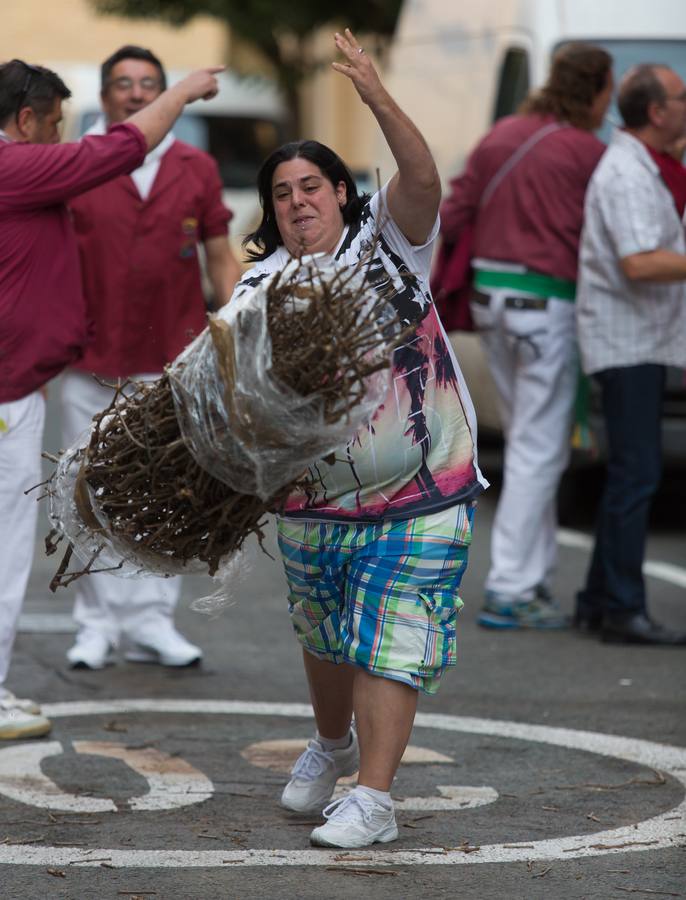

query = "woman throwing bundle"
[231, 29, 487, 849]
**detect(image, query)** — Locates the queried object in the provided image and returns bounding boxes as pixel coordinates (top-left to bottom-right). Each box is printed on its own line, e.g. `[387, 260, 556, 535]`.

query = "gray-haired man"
[575, 64, 686, 644]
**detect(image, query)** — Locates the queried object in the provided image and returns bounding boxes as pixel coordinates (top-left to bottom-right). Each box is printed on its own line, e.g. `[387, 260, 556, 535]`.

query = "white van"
[380, 0, 686, 433]
[55, 63, 288, 251]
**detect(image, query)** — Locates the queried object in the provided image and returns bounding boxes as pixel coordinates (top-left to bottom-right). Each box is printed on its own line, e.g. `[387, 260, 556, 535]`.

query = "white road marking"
[556, 529, 594, 551]
[243, 738, 491, 809]
[0, 740, 212, 813]
[73, 741, 214, 811]
[292, 783, 499, 814]
[0, 742, 115, 812]
[383, 784, 498, 812]
[557, 528, 686, 589]
[642, 561, 686, 590]
[17, 613, 78, 634]
[0, 700, 683, 868]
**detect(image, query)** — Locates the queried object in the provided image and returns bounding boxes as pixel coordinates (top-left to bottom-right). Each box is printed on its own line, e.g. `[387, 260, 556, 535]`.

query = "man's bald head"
[619, 65, 673, 128]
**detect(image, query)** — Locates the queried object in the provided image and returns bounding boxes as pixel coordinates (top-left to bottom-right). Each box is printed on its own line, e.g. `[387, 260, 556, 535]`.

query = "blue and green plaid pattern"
[277, 504, 474, 695]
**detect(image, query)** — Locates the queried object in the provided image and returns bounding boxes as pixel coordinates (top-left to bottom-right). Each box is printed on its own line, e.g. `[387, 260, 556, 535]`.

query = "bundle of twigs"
[45, 376, 279, 588]
[44, 253, 405, 590]
[205, 256, 399, 470]
[266, 263, 393, 421]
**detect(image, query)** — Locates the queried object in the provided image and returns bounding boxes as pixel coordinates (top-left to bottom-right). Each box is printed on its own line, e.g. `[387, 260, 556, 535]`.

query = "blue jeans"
[578, 364, 665, 616]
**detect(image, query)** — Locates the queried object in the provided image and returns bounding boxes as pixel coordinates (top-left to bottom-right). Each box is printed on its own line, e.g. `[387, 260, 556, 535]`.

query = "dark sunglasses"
[9, 59, 44, 121]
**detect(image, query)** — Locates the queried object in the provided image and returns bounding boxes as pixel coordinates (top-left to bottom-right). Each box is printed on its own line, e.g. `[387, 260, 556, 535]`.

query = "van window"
[174, 115, 285, 188]
[493, 48, 530, 121]
[555, 39, 686, 143]
[78, 112, 284, 190]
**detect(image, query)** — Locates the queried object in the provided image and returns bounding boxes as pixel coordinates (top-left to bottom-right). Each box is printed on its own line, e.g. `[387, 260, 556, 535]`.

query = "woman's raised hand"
[332, 29, 385, 107]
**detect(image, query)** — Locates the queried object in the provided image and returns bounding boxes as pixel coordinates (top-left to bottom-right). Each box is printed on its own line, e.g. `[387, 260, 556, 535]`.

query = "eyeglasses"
[108, 76, 161, 93]
[664, 92, 686, 104]
[10, 59, 43, 121]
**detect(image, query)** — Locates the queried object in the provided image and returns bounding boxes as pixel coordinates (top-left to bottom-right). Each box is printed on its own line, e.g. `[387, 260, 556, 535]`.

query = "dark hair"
[618, 64, 669, 128]
[520, 42, 612, 129]
[243, 140, 366, 261]
[100, 45, 167, 92]
[0, 59, 71, 128]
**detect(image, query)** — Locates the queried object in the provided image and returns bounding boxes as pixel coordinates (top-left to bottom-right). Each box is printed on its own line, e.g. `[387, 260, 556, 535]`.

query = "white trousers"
[0, 391, 45, 689]
[60, 370, 182, 645]
[470, 290, 578, 599]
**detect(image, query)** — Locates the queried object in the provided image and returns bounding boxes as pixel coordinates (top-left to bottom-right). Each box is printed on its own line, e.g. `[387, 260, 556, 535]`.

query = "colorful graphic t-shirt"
[232, 185, 487, 522]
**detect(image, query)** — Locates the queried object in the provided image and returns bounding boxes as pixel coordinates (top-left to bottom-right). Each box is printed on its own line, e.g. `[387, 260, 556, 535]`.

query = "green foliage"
[91, 0, 401, 65]
[91, 0, 402, 131]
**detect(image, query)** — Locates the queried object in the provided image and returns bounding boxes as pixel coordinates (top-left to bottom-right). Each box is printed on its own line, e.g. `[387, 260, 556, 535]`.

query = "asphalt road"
[0, 386, 684, 900]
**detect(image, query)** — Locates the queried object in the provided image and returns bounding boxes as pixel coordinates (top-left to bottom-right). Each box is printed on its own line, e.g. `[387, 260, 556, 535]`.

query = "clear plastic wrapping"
[45, 253, 400, 600]
[47, 428, 249, 610]
[170, 254, 399, 500]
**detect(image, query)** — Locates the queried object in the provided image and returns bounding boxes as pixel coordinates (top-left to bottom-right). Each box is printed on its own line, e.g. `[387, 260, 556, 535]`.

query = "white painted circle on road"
[0, 699, 683, 868]
[0, 739, 212, 812]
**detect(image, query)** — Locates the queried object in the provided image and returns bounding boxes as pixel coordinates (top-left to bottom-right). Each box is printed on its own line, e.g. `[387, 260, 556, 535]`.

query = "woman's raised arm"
[332, 28, 441, 245]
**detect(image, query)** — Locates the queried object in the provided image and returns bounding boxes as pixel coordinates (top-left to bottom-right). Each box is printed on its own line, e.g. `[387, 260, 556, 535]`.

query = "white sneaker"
[310, 787, 398, 848]
[281, 732, 359, 814]
[67, 630, 116, 670]
[124, 623, 202, 667]
[0, 703, 51, 741]
[0, 690, 41, 715]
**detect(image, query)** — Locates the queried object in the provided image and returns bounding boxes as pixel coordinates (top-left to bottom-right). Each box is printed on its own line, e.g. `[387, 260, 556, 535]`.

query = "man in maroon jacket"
[61, 46, 241, 672]
[0, 58, 222, 740]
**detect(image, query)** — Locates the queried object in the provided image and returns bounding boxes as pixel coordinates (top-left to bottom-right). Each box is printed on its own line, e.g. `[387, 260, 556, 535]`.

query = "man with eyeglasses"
[60, 46, 241, 672]
[575, 64, 686, 645]
[0, 57, 223, 740]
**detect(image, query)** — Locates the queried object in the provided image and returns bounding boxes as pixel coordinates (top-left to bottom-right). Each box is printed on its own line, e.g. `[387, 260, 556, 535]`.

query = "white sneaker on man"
[281, 732, 359, 814]
[0, 690, 41, 715]
[310, 787, 398, 848]
[0, 697, 51, 740]
[67, 629, 115, 670]
[124, 623, 202, 667]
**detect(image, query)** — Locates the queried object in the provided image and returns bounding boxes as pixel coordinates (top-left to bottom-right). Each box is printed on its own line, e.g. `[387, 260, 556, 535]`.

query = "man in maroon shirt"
[439, 43, 613, 630]
[0, 58, 222, 740]
[60, 46, 241, 673]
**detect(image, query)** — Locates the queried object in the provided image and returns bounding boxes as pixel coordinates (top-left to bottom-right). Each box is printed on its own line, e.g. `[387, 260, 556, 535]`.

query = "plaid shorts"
[277, 504, 474, 695]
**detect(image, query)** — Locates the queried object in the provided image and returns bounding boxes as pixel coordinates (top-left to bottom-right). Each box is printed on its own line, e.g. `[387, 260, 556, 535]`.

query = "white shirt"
[86, 117, 174, 200]
[576, 129, 686, 374]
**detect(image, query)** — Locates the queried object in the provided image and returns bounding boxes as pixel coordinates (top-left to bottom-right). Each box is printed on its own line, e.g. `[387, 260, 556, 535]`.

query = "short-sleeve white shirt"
[576, 130, 686, 374]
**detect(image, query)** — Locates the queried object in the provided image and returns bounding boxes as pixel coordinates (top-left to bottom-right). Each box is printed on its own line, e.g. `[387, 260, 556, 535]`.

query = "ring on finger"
[357, 47, 365, 54]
